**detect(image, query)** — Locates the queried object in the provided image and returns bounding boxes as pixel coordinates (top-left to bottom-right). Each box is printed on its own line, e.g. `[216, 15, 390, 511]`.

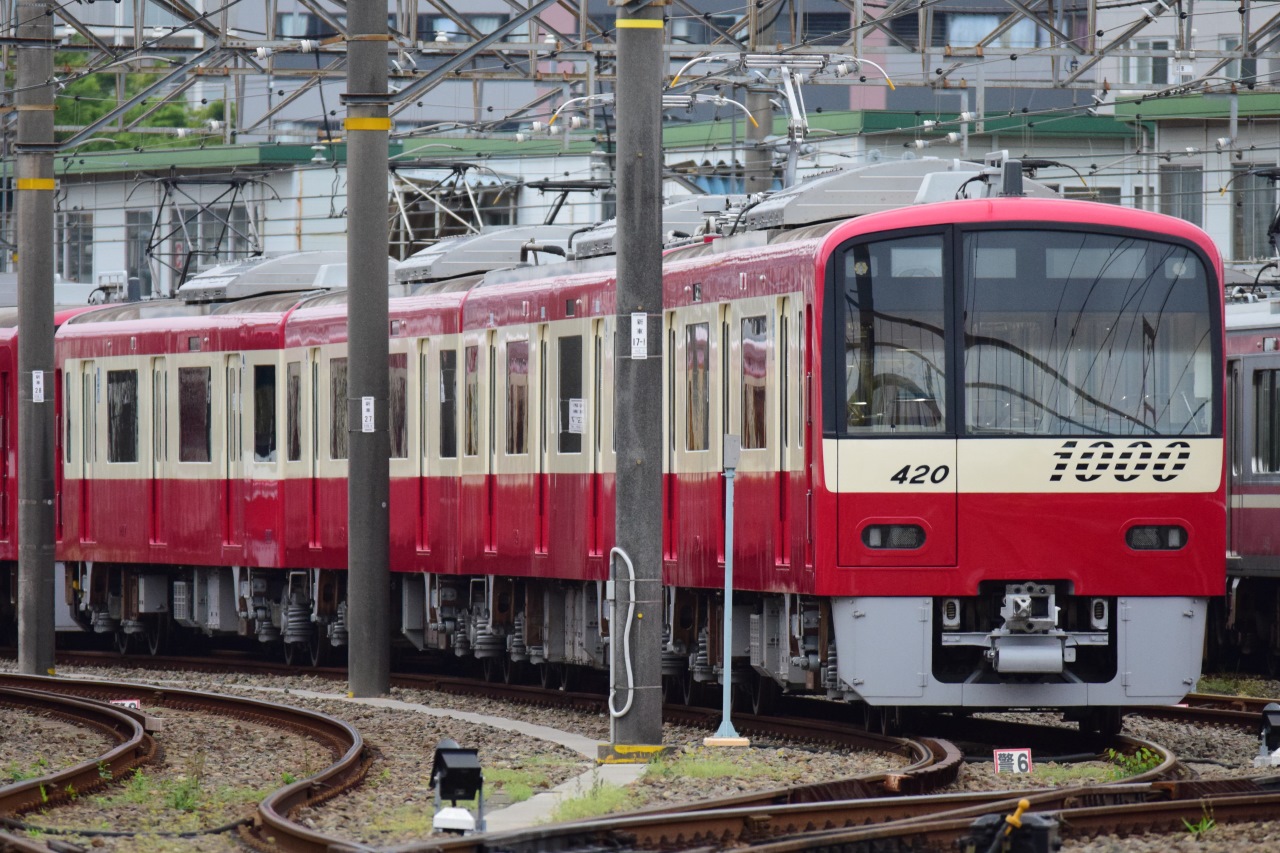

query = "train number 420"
[889, 465, 950, 485]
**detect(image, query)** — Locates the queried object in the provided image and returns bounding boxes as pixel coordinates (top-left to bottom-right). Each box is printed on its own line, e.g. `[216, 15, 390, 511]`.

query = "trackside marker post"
[706, 434, 749, 748]
[993, 748, 1033, 773]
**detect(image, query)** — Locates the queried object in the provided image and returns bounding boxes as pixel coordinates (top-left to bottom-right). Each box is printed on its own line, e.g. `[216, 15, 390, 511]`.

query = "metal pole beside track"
[603, 0, 666, 759]
[16, 0, 56, 677]
[342, 0, 391, 697]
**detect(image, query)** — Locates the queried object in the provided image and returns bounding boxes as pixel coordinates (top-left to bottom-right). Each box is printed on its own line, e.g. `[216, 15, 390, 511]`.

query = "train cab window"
[506, 340, 529, 455]
[330, 357, 348, 460]
[178, 366, 211, 463]
[686, 322, 710, 450]
[106, 369, 138, 463]
[1254, 370, 1280, 472]
[464, 345, 479, 457]
[389, 353, 408, 459]
[963, 230, 1214, 436]
[253, 365, 276, 462]
[841, 236, 946, 434]
[440, 349, 457, 458]
[286, 361, 301, 462]
[559, 335, 583, 454]
[742, 315, 768, 449]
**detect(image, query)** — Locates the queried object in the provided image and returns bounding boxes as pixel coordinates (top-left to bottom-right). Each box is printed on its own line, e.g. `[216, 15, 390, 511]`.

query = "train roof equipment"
[176, 251, 397, 304]
[396, 225, 578, 285]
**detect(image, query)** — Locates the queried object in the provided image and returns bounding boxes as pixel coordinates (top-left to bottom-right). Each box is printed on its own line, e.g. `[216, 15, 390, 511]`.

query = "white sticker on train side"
[568, 398, 585, 434]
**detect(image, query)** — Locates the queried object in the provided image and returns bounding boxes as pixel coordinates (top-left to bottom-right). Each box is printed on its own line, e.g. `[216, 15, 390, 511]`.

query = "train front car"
[817, 195, 1225, 732]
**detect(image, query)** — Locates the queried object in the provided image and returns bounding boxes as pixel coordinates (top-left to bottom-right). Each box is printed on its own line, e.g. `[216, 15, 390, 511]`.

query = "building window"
[253, 365, 276, 462]
[685, 323, 710, 451]
[506, 341, 528, 455]
[801, 13, 851, 44]
[330, 357, 348, 460]
[947, 14, 1045, 48]
[742, 316, 768, 449]
[57, 211, 93, 284]
[1233, 166, 1274, 261]
[1159, 166, 1203, 227]
[439, 349, 457, 459]
[417, 14, 510, 41]
[1063, 186, 1122, 204]
[107, 369, 138, 463]
[1221, 36, 1258, 83]
[286, 361, 301, 462]
[1122, 40, 1170, 85]
[389, 353, 407, 459]
[126, 210, 153, 297]
[178, 366, 211, 462]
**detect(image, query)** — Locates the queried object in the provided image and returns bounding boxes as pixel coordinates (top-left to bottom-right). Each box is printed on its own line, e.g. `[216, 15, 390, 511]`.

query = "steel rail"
[0, 673, 369, 853]
[0, 686, 156, 815]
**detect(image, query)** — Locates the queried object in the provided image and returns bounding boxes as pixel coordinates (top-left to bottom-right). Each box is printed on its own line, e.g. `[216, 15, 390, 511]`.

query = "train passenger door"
[671, 303, 723, 573]
[308, 349, 320, 549]
[590, 318, 605, 556]
[0, 370, 9, 539]
[150, 358, 167, 545]
[777, 297, 795, 570]
[832, 232, 957, 567]
[224, 355, 243, 546]
[536, 323, 549, 555]
[486, 330, 497, 553]
[1227, 358, 1239, 557]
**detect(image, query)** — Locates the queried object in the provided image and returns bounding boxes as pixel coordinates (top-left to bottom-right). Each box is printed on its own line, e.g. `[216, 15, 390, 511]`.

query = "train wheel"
[144, 619, 168, 657]
[481, 656, 502, 683]
[539, 663, 560, 689]
[309, 631, 329, 668]
[559, 664, 577, 693]
[282, 640, 300, 666]
[113, 630, 132, 656]
[1081, 707, 1123, 737]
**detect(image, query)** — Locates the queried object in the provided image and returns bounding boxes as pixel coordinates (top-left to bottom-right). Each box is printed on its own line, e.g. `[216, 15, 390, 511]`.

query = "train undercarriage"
[46, 560, 1194, 735]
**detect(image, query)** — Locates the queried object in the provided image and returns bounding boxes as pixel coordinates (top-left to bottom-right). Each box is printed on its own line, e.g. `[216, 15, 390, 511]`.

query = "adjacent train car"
[46, 158, 1224, 730]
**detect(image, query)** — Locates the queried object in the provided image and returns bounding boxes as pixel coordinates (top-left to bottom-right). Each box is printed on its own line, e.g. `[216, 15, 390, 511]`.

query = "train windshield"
[835, 228, 1216, 438]
[963, 229, 1214, 437]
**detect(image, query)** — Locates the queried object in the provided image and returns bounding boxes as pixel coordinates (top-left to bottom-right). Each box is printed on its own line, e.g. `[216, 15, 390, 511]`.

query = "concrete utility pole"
[342, 0, 391, 697]
[604, 0, 666, 758]
[743, 3, 775, 194]
[16, 0, 57, 676]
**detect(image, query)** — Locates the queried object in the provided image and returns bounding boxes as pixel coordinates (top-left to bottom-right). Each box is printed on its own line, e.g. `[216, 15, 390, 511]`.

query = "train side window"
[742, 315, 768, 449]
[559, 335, 583, 454]
[64, 376, 72, 464]
[253, 365, 276, 462]
[842, 236, 946, 433]
[107, 369, 138, 463]
[1254, 369, 1280, 473]
[178, 366, 211, 463]
[507, 340, 529, 455]
[686, 322, 710, 451]
[389, 353, 408, 459]
[330, 357, 348, 460]
[440, 349, 457, 458]
[286, 361, 301, 462]
[464, 345, 479, 457]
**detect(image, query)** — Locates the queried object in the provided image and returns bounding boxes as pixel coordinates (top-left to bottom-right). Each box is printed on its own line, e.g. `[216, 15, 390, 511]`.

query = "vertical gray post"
[744, 6, 774, 194]
[16, 0, 56, 676]
[705, 434, 748, 746]
[606, 0, 665, 756]
[342, 0, 391, 697]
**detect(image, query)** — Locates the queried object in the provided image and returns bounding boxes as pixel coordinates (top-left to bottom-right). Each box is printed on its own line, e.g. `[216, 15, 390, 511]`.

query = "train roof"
[1227, 289, 1280, 331]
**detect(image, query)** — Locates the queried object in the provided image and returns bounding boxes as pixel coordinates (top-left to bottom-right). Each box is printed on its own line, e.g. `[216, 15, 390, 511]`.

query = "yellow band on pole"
[343, 117, 391, 131]
[616, 18, 665, 28]
[16, 178, 54, 191]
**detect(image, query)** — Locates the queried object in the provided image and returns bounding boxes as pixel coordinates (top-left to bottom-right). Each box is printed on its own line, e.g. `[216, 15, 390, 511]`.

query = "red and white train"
[0, 158, 1225, 732]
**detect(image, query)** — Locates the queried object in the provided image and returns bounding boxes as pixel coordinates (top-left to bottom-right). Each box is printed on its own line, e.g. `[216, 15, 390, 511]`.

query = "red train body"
[0, 161, 1226, 728]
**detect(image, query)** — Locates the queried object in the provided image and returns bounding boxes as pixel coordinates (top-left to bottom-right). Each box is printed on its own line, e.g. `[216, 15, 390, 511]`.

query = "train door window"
[389, 353, 408, 459]
[594, 326, 603, 456]
[685, 322, 710, 451]
[83, 364, 96, 464]
[330, 357, 348, 460]
[840, 235, 946, 434]
[152, 361, 167, 463]
[799, 310, 806, 448]
[464, 345, 479, 457]
[440, 349, 458, 458]
[253, 365, 276, 462]
[780, 312, 789, 451]
[742, 315, 768, 449]
[107, 369, 138, 463]
[226, 361, 241, 464]
[64, 373, 73, 464]
[506, 340, 529, 454]
[558, 335, 583, 454]
[286, 361, 301, 462]
[178, 366, 211, 463]
[1254, 369, 1280, 473]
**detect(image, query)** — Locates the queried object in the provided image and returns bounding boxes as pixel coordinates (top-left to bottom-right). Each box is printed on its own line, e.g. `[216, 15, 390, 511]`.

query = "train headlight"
[862, 524, 925, 550]
[1125, 525, 1187, 551]
[1090, 598, 1109, 630]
